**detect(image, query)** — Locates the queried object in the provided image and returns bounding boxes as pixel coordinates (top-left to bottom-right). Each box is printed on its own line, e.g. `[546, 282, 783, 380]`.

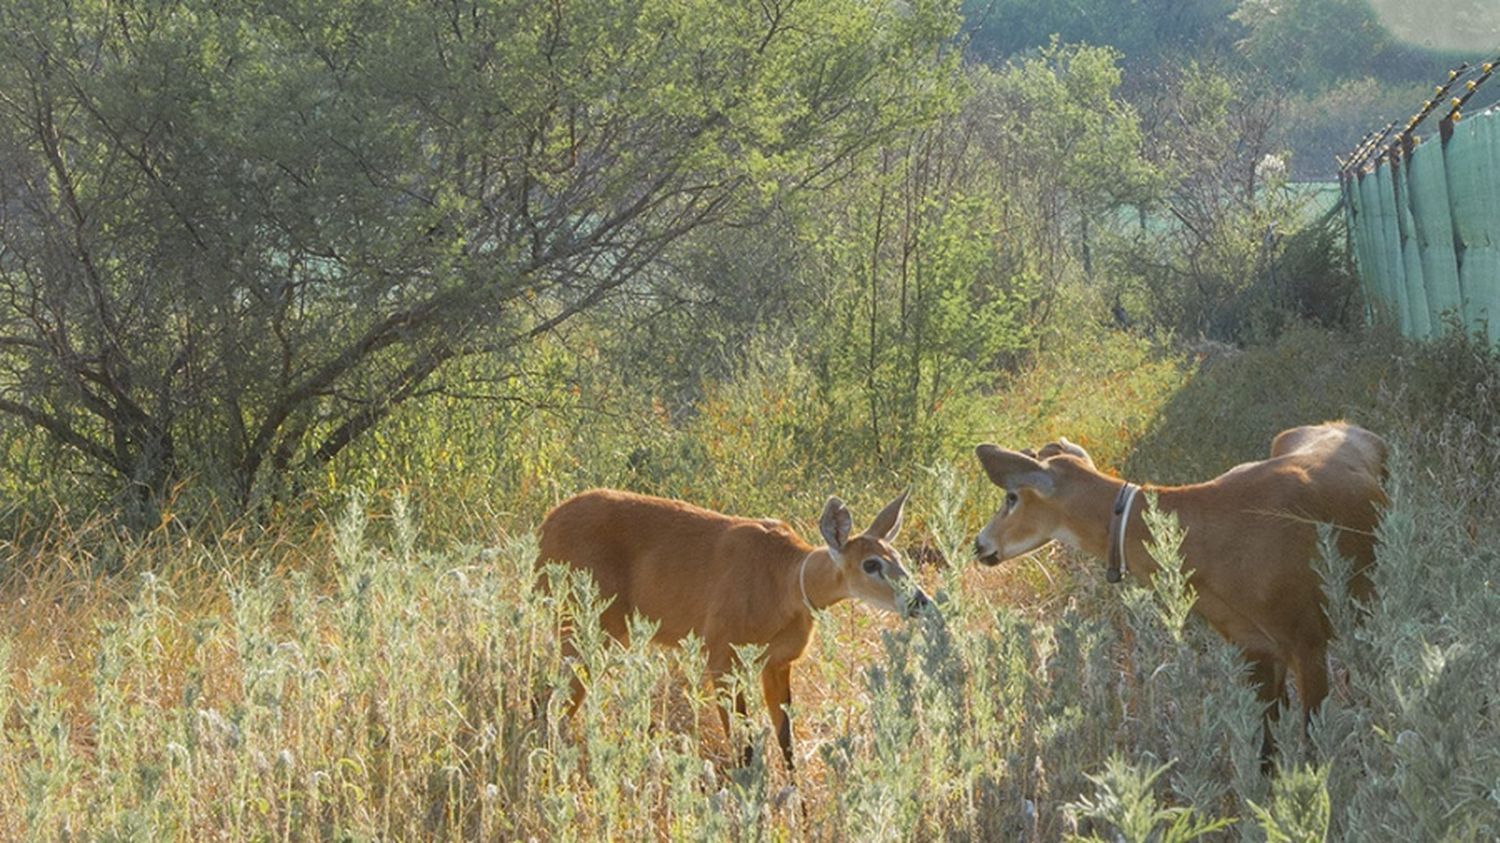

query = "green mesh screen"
[1345, 107, 1500, 342]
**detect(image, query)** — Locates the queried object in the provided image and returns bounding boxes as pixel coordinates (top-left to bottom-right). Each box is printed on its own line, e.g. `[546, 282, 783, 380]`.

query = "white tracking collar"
[799, 551, 819, 613]
[1107, 483, 1140, 583]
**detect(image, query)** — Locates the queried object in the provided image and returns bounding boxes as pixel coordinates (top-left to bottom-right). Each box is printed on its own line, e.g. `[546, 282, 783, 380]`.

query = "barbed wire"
[1339, 53, 1500, 177]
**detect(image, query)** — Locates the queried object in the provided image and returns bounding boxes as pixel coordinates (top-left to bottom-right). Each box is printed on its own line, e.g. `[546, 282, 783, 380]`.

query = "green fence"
[1342, 59, 1500, 343]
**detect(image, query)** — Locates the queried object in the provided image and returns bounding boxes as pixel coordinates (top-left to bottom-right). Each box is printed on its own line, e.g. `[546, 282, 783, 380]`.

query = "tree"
[0, 0, 957, 520]
[1111, 62, 1305, 341]
[1233, 0, 1390, 92]
[804, 49, 1161, 465]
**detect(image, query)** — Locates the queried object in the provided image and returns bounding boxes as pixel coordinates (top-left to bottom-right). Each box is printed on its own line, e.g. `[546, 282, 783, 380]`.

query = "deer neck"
[1065, 476, 1194, 580]
[797, 548, 847, 614]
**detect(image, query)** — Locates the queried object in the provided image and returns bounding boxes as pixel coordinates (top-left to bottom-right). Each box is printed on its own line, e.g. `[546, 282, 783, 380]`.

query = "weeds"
[1, 327, 1498, 838]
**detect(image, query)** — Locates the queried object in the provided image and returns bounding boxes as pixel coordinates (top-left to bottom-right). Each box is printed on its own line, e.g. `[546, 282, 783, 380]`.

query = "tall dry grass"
[2, 324, 1498, 839]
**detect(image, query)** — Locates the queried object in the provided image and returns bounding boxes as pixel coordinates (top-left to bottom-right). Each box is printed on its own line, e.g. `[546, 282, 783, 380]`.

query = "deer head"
[819, 491, 931, 617]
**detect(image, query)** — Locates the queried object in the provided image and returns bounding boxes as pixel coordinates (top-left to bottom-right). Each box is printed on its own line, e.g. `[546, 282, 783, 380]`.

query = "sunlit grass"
[2, 326, 1499, 838]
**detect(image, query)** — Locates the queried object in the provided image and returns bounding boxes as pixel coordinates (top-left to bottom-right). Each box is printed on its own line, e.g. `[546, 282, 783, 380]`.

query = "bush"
[8, 423, 1496, 838]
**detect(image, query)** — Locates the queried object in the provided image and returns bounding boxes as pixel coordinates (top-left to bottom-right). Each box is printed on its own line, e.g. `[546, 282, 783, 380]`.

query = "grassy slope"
[2, 323, 1498, 839]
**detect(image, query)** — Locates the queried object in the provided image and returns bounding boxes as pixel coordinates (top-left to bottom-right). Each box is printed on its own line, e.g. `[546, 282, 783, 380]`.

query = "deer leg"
[1248, 654, 1287, 770]
[1289, 642, 1330, 725]
[561, 632, 587, 717]
[761, 662, 794, 770]
[711, 683, 751, 766]
[708, 651, 753, 765]
[734, 691, 753, 766]
[560, 604, 630, 717]
[564, 600, 633, 711]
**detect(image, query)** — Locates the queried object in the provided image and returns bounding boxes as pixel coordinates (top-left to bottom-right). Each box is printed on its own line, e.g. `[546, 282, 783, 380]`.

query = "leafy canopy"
[0, 0, 958, 517]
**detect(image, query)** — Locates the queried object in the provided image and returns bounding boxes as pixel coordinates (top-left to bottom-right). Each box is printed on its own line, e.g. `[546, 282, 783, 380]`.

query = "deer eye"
[862, 558, 883, 575]
[1005, 491, 1019, 508]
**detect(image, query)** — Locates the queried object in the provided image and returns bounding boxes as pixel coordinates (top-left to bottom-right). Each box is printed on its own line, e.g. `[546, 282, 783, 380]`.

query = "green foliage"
[797, 45, 1163, 465]
[962, 0, 1469, 183]
[1125, 325, 1390, 482]
[808, 154, 1035, 466]
[0, 0, 959, 521]
[1234, 0, 1390, 93]
[1065, 756, 1236, 842]
[1276, 76, 1422, 179]
[988, 42, 1164, 213]
[1103, 60, 1328, 343]
[0, 0, 1374, 530]
[1141, 500, 1196, 641]
[1249, 764, 1332, 843]
[1274, 210, 1361, 330]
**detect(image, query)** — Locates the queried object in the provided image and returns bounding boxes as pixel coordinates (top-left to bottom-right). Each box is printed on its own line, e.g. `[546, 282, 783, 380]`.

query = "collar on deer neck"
[1107, 482, 1140, 584]
[799, 551, 820, 613]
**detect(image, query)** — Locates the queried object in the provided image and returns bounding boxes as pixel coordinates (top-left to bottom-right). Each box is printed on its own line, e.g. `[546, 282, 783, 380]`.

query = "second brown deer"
[537, 488, 931, 768]
[972, 422, 1386, 736]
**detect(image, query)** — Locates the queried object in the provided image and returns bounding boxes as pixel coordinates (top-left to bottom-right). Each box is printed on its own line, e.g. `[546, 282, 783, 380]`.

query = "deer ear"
[1055, 436, 1095, 467]
[820, 496, 853, 553]
[1036, 436, 1095, 468]
[864, 489, 908, 542]
[975, 444, 1055, 496]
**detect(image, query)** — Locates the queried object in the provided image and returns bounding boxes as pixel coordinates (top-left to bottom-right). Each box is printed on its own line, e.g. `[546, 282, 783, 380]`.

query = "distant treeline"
[961, 0, 1475, 177]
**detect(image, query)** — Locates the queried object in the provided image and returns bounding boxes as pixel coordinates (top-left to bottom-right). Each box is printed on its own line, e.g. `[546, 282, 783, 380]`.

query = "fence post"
[1341, 59, 1500, 343]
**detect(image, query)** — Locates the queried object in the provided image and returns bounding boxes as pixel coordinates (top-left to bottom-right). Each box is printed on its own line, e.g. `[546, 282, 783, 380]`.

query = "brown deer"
[537, 488, 931, 768]
[972, 422, 1386, 727]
